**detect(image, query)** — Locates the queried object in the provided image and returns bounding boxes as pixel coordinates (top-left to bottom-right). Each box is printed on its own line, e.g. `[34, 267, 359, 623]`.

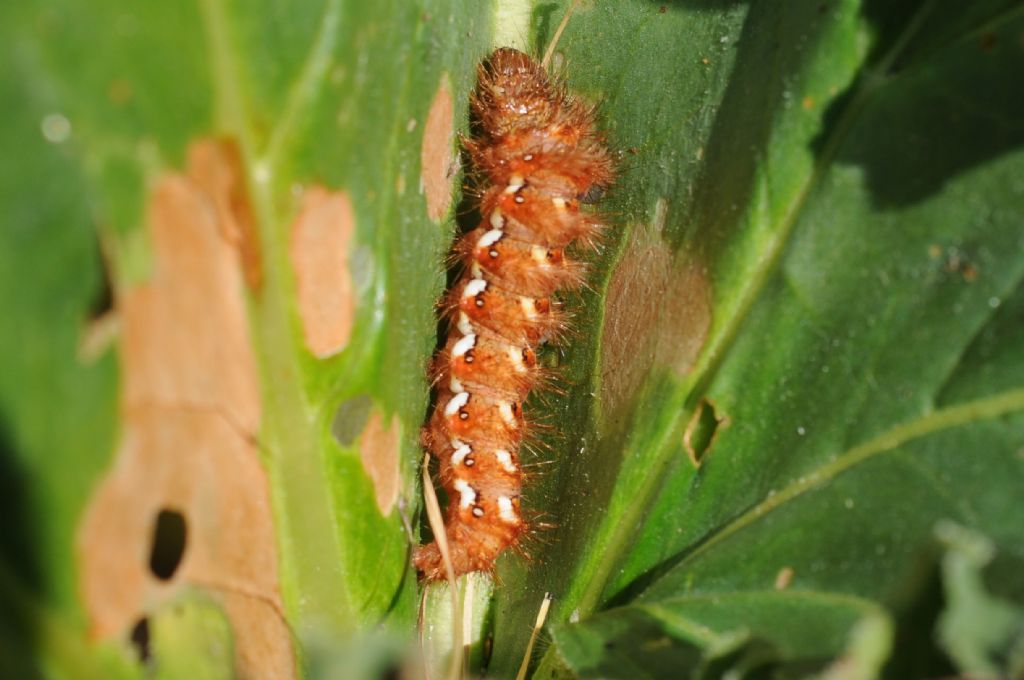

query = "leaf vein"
[262, 0, 343, 166]
[678, 387, 1024, 567]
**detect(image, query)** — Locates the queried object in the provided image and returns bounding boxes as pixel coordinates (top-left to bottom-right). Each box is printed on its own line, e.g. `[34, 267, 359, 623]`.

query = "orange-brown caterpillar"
[414, 47, 613, 580]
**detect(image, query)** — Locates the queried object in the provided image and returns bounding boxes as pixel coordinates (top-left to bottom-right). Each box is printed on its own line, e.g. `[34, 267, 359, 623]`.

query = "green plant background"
[2, 0, 1023, 678]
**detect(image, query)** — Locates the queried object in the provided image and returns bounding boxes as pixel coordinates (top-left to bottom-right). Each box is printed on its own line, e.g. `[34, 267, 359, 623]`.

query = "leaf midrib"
[636, 587, 887, 642]
[262, 0, 341, 167]
[197, 0, 353, 633]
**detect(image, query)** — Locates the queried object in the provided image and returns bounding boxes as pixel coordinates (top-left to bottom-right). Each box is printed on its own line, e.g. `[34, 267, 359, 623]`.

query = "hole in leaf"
[78, 236, 118, 363]
[129, 616, 151, 664]
[149, 508, 187, 580]
[684, 398, 727, 467]
[380, 664, 402, 680]
[480, 632, 494, 674]
[87, 241, 114, 323]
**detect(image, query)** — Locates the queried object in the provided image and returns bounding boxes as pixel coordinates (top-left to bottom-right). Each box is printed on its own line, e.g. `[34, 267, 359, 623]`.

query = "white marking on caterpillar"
[520, 297, 538, 318]
[508, 345, 526, 372]
[551, 196, 567, 211]
[445, 391, 470, 416]
[490, 208, 505, 229]
[497, 496, 517, 523]
[450, 375, 464, 393]
[452, 333, 477, 357]
[452, 443, 472, 466]
[498, 401, 518, 427]
[457, 312, 474, 335]
[505, 174, 525, 194]
[494, 448, 517, 473]
[479, 229, 504, 248]
[531, 246, 549, 263]
[463, 278, 488, 298]
[454, 478, 476, 508]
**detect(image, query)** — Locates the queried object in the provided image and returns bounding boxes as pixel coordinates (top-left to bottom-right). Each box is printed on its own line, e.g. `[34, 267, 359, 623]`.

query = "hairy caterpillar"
[414, 44, 613, 580]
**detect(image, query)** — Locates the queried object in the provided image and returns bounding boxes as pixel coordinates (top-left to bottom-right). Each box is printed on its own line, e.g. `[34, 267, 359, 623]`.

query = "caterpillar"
[413, 42, 614, 580]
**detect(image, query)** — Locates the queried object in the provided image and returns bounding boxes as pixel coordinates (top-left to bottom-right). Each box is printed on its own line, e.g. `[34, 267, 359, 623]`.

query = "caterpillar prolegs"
[413, 46, 614, 580]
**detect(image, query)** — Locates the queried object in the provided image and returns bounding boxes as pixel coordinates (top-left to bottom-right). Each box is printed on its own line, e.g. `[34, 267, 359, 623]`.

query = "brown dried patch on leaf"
[77, 140, 294, 678]
[421, 73, 455, 221]
[78, 235, 119, 364]
[187, 139, 262, 290]
[81, 410, 291, 674]
[289, 187, 357, 358]
[357, 410, 400, 516]
[654, 258, 711, 377]
[119, 175, 260, 431]
[601, 230, 672, 429]
[774, 566, 795, 590]
[600, 203, 712, 430]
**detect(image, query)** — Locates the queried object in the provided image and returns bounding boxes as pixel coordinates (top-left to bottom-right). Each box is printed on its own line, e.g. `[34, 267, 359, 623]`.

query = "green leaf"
[518, 0, 1024, 677]
[1, 0, 492, 671]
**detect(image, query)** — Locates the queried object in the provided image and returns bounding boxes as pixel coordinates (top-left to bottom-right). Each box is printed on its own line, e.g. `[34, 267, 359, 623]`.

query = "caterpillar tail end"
[413, 536, 498, 581]
[412, 543, 449, 581]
